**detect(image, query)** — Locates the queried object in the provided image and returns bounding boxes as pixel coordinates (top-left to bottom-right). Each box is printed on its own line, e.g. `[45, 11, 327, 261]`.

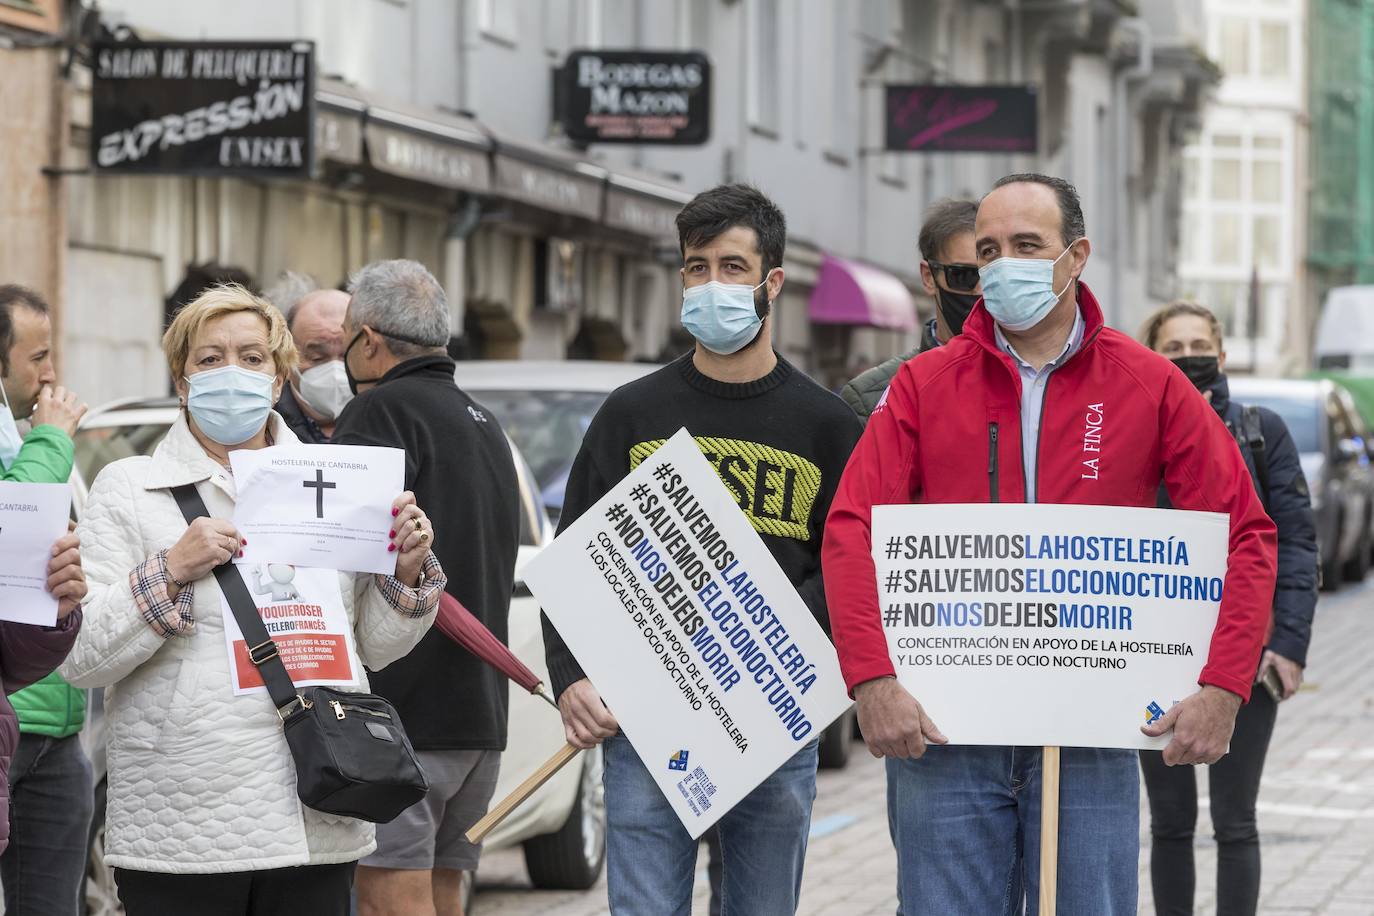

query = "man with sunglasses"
[840, 199, 980, 421]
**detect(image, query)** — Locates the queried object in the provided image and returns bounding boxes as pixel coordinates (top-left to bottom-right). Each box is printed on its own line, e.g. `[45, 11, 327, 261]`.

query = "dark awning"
[491, 136, 606, 221]
[604, 171, 692, 241]
[315, 79, 366, 166]
[363, 101, 491, 192]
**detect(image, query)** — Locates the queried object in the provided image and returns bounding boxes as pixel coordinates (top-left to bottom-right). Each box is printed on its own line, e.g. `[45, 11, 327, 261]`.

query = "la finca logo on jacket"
[1082, 402, 1105, 480]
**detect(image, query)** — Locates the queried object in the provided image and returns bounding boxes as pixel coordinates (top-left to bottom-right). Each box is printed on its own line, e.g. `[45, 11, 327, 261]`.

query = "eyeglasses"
[926, 261, 981, 293]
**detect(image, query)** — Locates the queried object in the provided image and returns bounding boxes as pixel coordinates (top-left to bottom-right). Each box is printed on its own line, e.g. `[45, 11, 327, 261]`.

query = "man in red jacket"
[822, 173, 1276, 914]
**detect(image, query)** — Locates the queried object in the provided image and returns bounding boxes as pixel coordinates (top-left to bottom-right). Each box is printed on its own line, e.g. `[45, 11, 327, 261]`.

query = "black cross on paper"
[303, 469, 337, 518]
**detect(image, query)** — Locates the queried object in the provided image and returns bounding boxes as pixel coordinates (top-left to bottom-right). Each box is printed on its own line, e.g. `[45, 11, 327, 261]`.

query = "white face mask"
[0, 383, 23, 470]
[294, 360, 353, 421]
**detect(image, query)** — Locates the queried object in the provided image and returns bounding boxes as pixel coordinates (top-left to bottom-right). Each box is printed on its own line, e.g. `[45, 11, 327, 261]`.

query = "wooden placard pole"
[466, 742, 582, 845]
[1038, 745, 1061, 916]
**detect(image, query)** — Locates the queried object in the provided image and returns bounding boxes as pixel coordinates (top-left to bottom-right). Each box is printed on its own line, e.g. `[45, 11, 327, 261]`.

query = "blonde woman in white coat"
[61, 285, 446, 916]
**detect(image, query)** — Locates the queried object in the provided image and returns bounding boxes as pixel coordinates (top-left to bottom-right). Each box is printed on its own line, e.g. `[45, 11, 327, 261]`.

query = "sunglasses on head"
[926, 261, 980, 293]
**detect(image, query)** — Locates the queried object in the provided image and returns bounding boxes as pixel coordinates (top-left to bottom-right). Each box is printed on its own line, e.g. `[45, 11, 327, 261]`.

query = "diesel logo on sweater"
[629, 436, 821, 541]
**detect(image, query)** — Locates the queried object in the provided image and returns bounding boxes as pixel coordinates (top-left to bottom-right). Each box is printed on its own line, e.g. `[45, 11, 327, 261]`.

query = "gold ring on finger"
[413, 518, 423, 532]
[420, 531, 430, 542]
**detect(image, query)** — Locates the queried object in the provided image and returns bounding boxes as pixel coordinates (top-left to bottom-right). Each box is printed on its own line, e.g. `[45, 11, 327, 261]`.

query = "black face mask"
[342, 331, 382, 396]
[937, 288, 980, 337]
[1170, 355, 1221, 391]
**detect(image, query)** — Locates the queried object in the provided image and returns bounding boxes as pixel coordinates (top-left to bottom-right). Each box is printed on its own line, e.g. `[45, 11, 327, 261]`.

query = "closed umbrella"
[436, 591, 559, 711]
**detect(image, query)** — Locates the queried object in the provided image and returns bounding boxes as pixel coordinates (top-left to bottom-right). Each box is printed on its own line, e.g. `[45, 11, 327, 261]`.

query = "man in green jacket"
[840, 199, 981, 421]
[0, 285, 92, 916]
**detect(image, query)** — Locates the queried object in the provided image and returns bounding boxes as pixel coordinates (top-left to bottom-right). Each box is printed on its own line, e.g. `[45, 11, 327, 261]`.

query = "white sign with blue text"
[871, 503, 1228, 749]
[527, 428, 851, 837]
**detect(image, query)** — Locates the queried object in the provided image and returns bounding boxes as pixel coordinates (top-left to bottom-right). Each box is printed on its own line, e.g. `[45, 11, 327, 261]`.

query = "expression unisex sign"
[91, 41, 315, 175]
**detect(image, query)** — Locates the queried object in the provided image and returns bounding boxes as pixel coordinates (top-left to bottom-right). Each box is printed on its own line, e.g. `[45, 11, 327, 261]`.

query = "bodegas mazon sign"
[91, 41, 315, 176]
[556, 50, 711, 145]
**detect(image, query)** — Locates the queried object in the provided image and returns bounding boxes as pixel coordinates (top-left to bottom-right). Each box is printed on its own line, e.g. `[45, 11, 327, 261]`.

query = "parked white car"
[452, 360, 860, 770]
[69, 396, 604, 915]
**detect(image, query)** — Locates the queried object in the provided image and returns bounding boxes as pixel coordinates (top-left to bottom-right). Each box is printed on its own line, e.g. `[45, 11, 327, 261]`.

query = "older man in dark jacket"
[333, 259, 519, 916]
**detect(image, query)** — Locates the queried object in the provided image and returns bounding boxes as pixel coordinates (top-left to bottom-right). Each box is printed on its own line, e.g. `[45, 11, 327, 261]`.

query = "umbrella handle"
[533, 683, 561, 711]
[466, 742, 582, 845]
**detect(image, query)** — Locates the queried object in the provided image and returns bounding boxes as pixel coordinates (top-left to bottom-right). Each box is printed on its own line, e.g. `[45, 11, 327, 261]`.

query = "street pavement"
[472, 579, 1374, 915]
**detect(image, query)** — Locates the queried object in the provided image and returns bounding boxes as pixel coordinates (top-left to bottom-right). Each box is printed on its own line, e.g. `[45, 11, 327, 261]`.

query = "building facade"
[0, 0, 68, 369]
[1308, 0, 1374, 347]
[2, 0, 1214, 401]
[1176, 0, 1308, 373]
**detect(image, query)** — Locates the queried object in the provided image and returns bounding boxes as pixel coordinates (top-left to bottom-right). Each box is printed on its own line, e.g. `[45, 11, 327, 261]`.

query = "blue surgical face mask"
[978, 242, 1079, 332]
[0, 384, 23, 470]
[681, 274, 772, 355]
[184, 365, 276, 446]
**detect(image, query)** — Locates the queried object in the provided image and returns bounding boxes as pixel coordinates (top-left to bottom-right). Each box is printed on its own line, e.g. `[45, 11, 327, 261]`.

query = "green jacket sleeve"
[1, 424, 75, 484]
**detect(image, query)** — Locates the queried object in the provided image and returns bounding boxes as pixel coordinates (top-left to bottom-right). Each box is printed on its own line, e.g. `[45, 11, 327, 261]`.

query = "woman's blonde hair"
[162, 283, 298, 379]
[1138, 300, 1225, 351]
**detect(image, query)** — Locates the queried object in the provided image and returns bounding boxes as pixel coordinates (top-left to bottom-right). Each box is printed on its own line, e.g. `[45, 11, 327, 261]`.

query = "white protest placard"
[231, 444, 404, 575]
[871, 503, 1227, 749]
[0, 481, 71, 626]
[222, 564, 359, 696]
[527, 428, 852, 838]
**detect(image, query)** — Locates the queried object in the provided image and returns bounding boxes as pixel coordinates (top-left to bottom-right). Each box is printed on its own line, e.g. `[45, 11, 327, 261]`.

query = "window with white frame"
[1179, 121, 1292, 336]
[747, 0, 781, 133]
[827, 2, 856, 156]
[478, 0, 519, 44]
[1207, 2, 1296, 83]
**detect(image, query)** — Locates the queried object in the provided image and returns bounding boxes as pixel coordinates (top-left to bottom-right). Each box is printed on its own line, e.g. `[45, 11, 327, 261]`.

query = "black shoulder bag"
[172, 484, 428, 824]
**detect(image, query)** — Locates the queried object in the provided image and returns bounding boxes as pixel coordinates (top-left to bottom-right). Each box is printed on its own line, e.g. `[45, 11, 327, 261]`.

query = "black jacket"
[333, 355, 520, 750]
[1160, 375, 1319, 666]
[275, 385, 330, 444]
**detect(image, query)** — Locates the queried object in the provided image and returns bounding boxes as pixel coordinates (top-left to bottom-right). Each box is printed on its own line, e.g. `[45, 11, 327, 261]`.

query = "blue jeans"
[887, 744, 1138, 915]
[0, 733, 95, 916]
[603, 733, 818, 916]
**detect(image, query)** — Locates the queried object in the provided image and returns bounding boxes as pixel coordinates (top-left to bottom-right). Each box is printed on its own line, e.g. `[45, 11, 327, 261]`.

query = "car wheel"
[1343, 520, 1372, 582]
[83, 779, 121, 916]
[522, 746, 605, 890]
[818, 708, 855, 770]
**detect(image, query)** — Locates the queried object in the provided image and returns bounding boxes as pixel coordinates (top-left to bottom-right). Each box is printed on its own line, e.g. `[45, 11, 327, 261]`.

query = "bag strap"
[169, 484, 306, 717]
[1240, 406, 1271, 512]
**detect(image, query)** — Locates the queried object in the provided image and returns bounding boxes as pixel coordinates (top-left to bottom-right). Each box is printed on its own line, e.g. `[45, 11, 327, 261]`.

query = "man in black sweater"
[544, 184, 864, 915]
[332, 259, 519, 916]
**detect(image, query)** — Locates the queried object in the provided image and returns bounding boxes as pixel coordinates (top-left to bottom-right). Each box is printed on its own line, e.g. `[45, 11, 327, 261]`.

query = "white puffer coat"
[62, 414, 438, 874]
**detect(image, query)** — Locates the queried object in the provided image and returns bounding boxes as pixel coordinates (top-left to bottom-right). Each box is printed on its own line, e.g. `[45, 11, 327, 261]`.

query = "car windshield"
[74, 422, 172, 486]
[469, 389, 610, 512]
[1235, 394, 1320, 453]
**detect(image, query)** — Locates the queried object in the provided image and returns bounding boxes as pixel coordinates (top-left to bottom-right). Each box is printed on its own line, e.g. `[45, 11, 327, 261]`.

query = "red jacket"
[822, 283, 1277, 701]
